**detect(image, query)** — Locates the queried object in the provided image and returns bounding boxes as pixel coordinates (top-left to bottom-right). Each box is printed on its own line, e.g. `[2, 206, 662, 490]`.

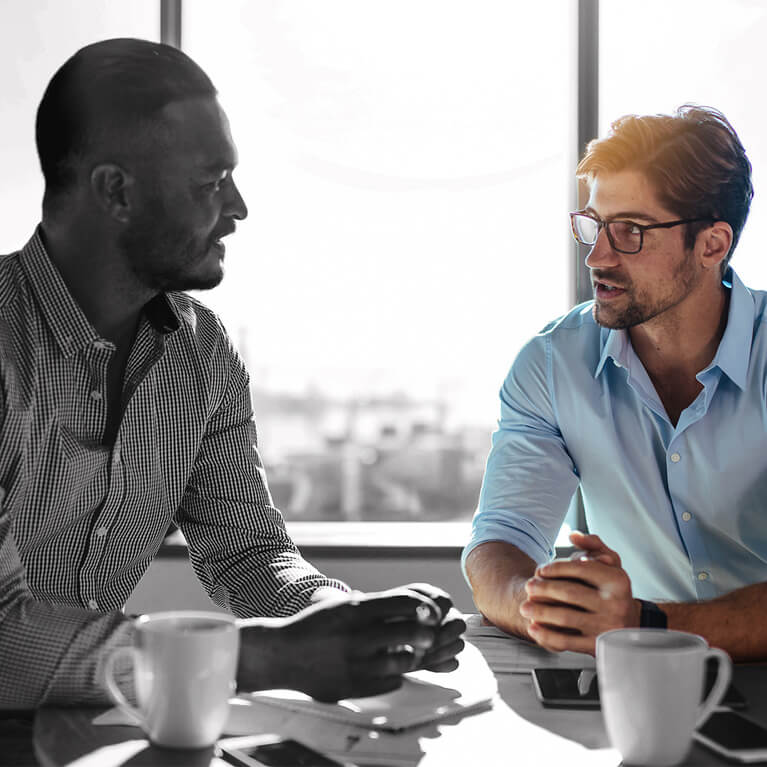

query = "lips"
[208, 224, 235, 253]
[594, 282, 626, 300]
[212, 225, 235, 242]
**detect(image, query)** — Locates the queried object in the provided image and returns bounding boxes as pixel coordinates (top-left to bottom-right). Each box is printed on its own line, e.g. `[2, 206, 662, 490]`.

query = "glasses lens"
[607, 221, 642, 254]
[572, 214, 599, 245]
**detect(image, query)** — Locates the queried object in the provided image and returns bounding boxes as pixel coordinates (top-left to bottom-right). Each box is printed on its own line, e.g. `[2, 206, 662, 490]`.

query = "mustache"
[591, 270, 631, 289]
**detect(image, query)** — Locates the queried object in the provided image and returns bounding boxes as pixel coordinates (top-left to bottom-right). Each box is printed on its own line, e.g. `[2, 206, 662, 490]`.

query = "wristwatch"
[639, 599, 668, 629]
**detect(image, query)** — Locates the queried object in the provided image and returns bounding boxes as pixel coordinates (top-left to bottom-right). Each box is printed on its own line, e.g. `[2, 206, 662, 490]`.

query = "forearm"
[464, 541, 538, 638]
[0, 592, 133, 708]
[662, 581, 767, 662]
[185, 522, 350, 617]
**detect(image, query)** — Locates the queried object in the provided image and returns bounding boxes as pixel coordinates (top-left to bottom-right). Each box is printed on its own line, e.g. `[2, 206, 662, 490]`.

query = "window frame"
[159, 0, 598, 548]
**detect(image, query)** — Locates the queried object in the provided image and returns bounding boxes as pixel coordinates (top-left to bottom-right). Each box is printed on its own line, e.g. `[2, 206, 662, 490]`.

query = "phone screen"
[698, 712, 767, 751]
[533, 666, 746, 709]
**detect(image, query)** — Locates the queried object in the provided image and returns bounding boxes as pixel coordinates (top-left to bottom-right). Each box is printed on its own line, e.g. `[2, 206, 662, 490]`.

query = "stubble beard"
[117, 209, 224, 293]
[593, 250, 700, 330]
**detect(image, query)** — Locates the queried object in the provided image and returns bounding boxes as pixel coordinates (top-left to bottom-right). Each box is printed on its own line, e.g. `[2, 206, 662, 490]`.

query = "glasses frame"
[569, 211, 715, 254]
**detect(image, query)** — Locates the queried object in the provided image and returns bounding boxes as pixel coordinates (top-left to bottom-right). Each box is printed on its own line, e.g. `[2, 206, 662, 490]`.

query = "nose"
[584, 227, 619, 269]
[224, 176, 248, 221]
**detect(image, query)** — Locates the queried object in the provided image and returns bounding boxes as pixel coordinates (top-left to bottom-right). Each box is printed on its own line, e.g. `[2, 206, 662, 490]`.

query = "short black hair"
[36, 37, 217, 204]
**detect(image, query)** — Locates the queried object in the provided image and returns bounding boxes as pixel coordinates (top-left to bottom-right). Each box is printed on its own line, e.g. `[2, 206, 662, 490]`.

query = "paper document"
[464, 613, 595, 673]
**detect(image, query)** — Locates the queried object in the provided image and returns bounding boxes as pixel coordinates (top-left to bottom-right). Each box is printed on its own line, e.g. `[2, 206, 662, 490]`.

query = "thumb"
[569, 531, 621, 567]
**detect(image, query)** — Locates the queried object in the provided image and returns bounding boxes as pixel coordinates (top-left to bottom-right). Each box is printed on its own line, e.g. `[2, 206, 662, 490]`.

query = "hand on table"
[237, 583, 465, 702]
[519, 531, 641, 655]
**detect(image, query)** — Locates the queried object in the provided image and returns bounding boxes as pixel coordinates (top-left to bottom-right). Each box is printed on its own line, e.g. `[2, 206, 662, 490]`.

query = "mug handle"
[103, 646, 145, 727]
[695, 647, 732, 727]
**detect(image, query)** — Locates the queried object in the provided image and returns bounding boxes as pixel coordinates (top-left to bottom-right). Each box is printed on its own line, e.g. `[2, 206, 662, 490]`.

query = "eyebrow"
[584, 206, 660, 224]
[199, 161, 236, 174]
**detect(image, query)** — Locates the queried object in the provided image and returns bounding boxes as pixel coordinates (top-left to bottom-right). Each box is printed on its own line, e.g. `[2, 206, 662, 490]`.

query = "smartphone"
[532, 665, 747, 710]
[218, 735, 357, 767]
[695, 711, 767, 763]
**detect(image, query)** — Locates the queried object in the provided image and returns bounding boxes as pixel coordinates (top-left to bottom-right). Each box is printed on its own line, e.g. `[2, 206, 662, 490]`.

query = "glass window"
[183, 0, 575, 522]
[0, 0, 161, 253]
[600, 0, 767, 289]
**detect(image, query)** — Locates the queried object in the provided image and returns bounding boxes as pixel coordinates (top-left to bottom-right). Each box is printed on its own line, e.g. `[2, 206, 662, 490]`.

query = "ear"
[89, 164, 135, 223]
[697, 220, 733, 272]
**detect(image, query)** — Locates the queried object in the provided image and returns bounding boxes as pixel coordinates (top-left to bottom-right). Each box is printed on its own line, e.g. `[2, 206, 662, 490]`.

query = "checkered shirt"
[0, 230, 348, 708]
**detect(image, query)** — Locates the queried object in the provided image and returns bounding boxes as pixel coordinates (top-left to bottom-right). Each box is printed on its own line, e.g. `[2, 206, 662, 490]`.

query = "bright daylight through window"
[183, 0, 574, 523]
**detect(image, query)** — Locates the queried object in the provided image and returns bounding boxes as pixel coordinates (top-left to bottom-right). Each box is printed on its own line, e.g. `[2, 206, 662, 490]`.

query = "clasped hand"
[519, 531, 641, 655]
[238, 582, 465, 702]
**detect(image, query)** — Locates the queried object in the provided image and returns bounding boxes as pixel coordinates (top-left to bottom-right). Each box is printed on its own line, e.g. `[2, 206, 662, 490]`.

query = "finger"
[401, 583, 453, 619]
[422, 657, 460, 673]
[528, 622, 596, 655]
[434, 612, 467, 641]
[520, 599, 589, 633]
[350, 648, 422, 679]
[348, 623, 436, 658]
[536, 557, 619, 589]
[420, 637, 465, 670]
[525, 576, 602, 612]
[354, 590, 441, 625]
[569, 532, 621, 566]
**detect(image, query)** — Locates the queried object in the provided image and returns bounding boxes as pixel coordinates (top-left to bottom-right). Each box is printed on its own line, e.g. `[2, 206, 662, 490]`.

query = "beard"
[117, 199, 224, 293]
[593, 250, 701, 330]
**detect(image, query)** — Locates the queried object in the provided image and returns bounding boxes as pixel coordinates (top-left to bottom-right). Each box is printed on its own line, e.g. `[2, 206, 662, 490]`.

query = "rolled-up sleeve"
[462, 332, 579, 573]
[0, 486, 133, 708]
[177, 338, 349, 619]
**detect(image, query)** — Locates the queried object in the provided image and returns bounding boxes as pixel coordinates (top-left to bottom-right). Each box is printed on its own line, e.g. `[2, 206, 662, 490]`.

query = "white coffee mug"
[596, 628, 731, 767]
[104, 610, 239, 749]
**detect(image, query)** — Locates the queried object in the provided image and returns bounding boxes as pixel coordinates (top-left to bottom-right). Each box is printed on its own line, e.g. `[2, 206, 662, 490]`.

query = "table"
[19, 616, 767, 766]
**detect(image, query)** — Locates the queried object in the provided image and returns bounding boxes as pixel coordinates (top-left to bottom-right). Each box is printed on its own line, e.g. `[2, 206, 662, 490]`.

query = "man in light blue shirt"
[463, 105, 766, 660]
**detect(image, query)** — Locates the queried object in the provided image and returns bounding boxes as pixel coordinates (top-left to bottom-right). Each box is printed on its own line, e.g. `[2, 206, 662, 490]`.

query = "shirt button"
[698, 572, 709, 581]
[90, 390, 102, 401]
[95, 526, 108, 538]
[87, 599, 99, 610]
[670, 453, 681, 463]
[682, 512, 692, 522]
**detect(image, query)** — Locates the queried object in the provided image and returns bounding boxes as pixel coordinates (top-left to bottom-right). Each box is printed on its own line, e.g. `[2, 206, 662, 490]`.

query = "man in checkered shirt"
[0, 38, 465, 708]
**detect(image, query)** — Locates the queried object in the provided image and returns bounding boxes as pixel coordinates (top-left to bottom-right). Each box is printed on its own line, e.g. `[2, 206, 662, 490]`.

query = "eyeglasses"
[569, 211, 714, 254]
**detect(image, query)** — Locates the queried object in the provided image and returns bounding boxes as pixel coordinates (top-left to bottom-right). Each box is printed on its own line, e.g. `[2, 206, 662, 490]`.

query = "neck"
[40, 219, 156, 346]
[628, 277, 729, 382]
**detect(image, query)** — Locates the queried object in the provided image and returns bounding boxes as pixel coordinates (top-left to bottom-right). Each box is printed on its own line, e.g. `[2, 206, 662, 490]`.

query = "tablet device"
[532, 664, 747, 710]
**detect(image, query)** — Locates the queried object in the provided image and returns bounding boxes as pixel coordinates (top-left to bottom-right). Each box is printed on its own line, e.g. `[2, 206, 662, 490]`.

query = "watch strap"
[639, 599, 668, 629]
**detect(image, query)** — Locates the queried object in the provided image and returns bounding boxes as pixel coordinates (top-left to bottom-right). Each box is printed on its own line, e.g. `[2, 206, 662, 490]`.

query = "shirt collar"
[705, 267, 752, 390]
[593, 267, 753, 390]
[595, 325, 630, 378]
[20, 228, 181, 356]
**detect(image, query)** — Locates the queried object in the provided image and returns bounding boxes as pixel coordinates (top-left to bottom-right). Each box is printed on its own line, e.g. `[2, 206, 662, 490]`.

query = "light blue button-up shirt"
[463, 268, 767, 602]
